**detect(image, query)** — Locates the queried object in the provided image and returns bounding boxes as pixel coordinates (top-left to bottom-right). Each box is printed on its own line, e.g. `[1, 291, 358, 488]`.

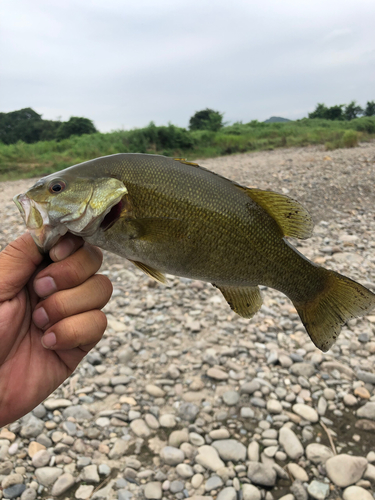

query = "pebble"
[292, 403, 319, 422]
[212, 439, 247, 461]
[35, 467, 63, 486]
[247, 462, 277, 486]
[242, 484, 261, 500]
[307, 480, 330, 500]
[325, 454, 368, 487]
[216, 487, 236, 500]
[51, 473, 75, 496]
[305, 443, 334, 464]
[160, 446, 185, 465]
[195, 445, 225, 471]
[357, 402, 375, 420]
[279, 426, 304, 459]
[3, 146, 375, 500]
[342, 485, 374, 500]
[3, 484, 26, 499]
[144, 481, 162, 499]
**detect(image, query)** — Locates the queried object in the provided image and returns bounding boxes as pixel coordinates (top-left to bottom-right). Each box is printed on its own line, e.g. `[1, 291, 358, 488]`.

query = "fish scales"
[14, 153, 375, 352]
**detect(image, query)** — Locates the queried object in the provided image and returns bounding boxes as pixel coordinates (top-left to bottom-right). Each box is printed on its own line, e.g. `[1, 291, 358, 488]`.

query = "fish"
[14, 153, 375, 352]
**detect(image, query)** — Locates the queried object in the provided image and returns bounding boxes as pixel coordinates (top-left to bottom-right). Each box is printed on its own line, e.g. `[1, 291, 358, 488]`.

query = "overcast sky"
[1, 0, 375, 132]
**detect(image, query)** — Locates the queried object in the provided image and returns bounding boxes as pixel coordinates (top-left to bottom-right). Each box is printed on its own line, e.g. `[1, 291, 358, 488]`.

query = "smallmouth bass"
[14, 153, 375, 352]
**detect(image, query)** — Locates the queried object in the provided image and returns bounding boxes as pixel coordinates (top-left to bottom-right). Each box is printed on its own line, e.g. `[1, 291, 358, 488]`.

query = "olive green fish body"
[14, 153, 375, 352]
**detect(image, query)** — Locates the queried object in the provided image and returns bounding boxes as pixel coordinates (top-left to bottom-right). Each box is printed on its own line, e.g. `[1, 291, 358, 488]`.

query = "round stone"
[326, 454, 368, 487]
[160, 446, 185, 465]
[292, 403, 319, 422]
[342, 485, 373, 500]
[222, 390, 240, 406]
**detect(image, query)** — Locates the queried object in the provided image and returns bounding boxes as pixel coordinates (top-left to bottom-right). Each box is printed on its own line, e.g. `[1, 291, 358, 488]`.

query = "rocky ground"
[1, 143, 375, 500]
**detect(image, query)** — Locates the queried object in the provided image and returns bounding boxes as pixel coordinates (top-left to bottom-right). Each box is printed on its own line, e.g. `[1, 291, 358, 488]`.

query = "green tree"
[189, 108, 223, 131]
[364, 101, 375, 117]
[0, 108, 43, 144]
[344, 101, 363, 121]
[56, 117, 97, 140]
[308, 103, 344, 120]
[308, 103, 328, 119]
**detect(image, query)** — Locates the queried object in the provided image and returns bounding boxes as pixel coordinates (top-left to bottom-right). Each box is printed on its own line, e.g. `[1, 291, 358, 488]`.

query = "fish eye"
[49, 180, 66, 194]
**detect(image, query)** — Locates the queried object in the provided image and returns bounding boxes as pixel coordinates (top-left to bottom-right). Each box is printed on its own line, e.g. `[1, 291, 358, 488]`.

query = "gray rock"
[290, 362, 315, 378]
[130, 419, 151, 437]
[216, 487, 237, 500]
[169, 480, 184, 493]
[247, 462, 277, 487]
[159, 414, 176, 428]
[160, 446, 185, 465]
[195, 445, 225, 471]
[357, 402, 375, 420]
[240, 380, 260, 394]
[81, 464, 100, 483]
[240, 407, 255, 418]
[279, 426, 304, 459]
[3, 484, 26, 499]
[305, 443, 334, 464]
[248, 441, 260, 462]
[189, 432, 205, 446]
[43, 398, 72, 410]
[32, 449, 51, 468]
[178, 402, 200, 421]
[205, 475, 223, 491]
[176, 463, 194, 478]
[357, 370, 375, 385]
[20, 488, 37, 500]
[342, 485, 373, 500]
[242, 484, 261, 500]
[118, 490, 133, 500]
[290, 480, 308, 500]
[212, 439, 247, 461]
[51, 473, 75, 496]
[75, 485, 95, 499]
[20, 415, 44, 438]
[307, 480, 330, 500]
[35, 467, 63, 486]
[267, 399, 283, 414]
[250, 397, 266, 408]
[109, 439, 129, 459]
[144, 481, 162, 499]
[222, 390, 240, 406]
[62, 405, 93, 422]
[326, 454, 368, 487]
[292, 403, 319, 422]
[0, 461, 13, 475]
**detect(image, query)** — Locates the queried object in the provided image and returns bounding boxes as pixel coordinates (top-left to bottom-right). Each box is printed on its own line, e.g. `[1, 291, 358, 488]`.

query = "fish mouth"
[13, 193, 68, 252]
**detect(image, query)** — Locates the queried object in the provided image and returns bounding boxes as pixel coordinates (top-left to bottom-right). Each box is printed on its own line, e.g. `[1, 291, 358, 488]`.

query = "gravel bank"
[1, 143, 375, 500]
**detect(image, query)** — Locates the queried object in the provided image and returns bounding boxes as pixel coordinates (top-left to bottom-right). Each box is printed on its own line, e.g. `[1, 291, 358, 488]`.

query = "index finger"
[33, 244, 104, 298]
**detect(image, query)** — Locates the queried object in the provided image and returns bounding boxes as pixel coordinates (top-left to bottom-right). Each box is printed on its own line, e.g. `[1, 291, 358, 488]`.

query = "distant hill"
[263, 116, 291, 123]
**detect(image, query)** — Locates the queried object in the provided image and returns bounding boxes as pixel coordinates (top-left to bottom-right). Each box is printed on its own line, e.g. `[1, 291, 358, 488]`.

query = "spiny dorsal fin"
[213, 284, 262, 318]
[129, 260, 167, 284]
[174, 158, 200, 167]
[242, 187, 313, 240]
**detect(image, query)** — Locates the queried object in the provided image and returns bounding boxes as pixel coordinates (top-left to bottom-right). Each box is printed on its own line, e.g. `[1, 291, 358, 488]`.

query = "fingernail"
[34, 276, 57, 297]
[33, 307, 49, 329]
[52, 237, 75, 261]
[41, 332, 56, 348]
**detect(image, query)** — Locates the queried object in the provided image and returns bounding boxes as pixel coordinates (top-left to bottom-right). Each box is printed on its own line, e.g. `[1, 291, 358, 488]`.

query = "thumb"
[0, 233, 43, 301]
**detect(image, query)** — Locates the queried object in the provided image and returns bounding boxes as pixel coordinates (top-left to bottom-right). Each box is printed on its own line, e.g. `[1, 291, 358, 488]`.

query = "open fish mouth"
[13, 193, 68, 251]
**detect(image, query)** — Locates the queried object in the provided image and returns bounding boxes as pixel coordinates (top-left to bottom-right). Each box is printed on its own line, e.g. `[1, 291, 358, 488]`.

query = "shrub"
[189, 109, 223, 131]
[342, 130, 359, 148]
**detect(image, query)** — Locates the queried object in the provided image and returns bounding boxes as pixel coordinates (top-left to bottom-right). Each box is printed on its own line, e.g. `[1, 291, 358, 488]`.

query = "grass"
[1, 117, 374, 181]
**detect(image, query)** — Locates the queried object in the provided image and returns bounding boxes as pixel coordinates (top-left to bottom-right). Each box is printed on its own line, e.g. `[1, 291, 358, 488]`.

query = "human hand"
[0, 233, 112, 427]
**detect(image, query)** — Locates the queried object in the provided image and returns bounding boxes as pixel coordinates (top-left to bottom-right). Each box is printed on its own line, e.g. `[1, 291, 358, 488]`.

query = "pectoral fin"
[129, 260, 167, 284]
[213, 284, 263, 318]
[241, 187, 313, 240]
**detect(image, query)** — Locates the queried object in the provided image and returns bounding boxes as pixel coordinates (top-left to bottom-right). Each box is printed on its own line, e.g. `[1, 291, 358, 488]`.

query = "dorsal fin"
[241, 187, 313, 240]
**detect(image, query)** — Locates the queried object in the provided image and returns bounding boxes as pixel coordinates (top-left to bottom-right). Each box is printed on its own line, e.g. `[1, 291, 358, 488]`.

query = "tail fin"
[294, 270, 375, 352]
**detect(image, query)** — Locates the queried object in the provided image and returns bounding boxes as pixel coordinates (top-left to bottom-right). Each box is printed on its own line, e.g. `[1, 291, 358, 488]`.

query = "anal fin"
[213, 284, 262, 318]
[130, 260, 167, 284]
